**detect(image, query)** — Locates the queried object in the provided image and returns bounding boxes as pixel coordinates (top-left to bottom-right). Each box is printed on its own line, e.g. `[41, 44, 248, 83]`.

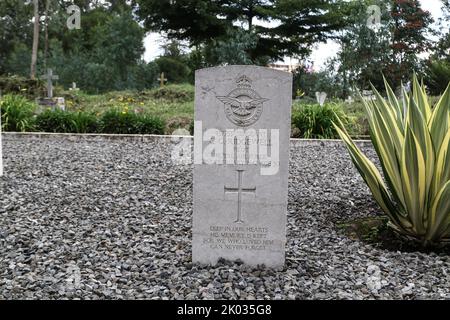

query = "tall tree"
[0, 0, 33, 74]
[30, 0, 40, 79]
[435, 0, 450, 59]
[331, 0, 393, 93]
[135, 0, 352, 62]
[44, 0, 50, 68]
[389, 0, 433, 85]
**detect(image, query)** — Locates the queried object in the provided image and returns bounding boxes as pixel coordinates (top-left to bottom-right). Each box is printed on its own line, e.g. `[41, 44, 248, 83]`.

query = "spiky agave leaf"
[335, 77, 450, 244]
[333, 116, 413, 234]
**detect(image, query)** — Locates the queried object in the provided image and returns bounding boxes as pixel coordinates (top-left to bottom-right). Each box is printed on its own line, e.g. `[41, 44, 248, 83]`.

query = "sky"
[143, 0, 445, 69]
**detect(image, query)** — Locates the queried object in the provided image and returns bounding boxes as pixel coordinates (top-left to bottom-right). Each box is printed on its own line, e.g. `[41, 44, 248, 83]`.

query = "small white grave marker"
[362, 90, 376, 101]
[315, 92, 327, 106]
[69, 82, 79, 91]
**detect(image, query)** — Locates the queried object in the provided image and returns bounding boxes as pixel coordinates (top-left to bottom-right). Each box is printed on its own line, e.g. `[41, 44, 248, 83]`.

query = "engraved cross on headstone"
[224, 170, 256, 224]
[41, 69, 59, 98]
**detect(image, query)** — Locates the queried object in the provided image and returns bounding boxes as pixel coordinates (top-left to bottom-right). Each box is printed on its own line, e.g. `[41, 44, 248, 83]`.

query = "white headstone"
[69, 82, 79, 91]
[192, 66, 292, 269]
[315, 91, 327, 106]
[362, 90, 376, 101]
[56, 97, 66, 111]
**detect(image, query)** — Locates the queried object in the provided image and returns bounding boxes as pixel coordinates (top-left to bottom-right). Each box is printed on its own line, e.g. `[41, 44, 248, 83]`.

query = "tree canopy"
[135, 0, 352, 62]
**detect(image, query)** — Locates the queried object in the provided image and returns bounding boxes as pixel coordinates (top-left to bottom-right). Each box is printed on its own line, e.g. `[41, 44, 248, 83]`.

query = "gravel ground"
[0, 135, 449, 300]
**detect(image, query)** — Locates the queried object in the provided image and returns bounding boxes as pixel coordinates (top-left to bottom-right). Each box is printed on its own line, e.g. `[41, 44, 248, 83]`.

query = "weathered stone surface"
[192, 66, 292, 268]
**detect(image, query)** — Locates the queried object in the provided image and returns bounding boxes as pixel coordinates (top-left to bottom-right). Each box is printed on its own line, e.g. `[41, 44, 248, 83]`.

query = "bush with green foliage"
[99, 109, 164, 135]
[425, 59, 450, 95]
[292, 103, 353, 139]
[0, 94, 36, 132]
[70, 112, 99, 133]
[35, 110, 98, 133]
[0, 76, 44, 99]
[293, 67, 343, 99]
[335, 76, 450, 245]
[154, 57, 191, 84]
[148, 84, 194, 102]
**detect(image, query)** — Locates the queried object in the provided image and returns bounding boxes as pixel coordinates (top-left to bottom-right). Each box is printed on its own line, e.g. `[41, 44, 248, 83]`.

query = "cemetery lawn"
[61, 84, 369, 137]
[64, 84, 195, 121]
[7, 83, 441, 138]
[1, 135, 449, 299]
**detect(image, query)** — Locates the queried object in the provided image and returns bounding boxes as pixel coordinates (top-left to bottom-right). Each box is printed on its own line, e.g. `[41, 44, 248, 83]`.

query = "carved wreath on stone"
[216, 75, 269, 127]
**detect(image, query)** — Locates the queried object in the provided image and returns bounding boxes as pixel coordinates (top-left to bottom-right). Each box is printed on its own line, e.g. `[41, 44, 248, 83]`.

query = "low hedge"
[1, 94, 166, 135]
[34, 109, 165, 135]
[35, 110, 99, 133]
[100, 109, 165, 135]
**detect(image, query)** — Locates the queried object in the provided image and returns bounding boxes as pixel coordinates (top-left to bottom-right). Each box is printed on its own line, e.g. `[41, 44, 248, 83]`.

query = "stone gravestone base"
[192, 66, 292, 269]
[36, 97, 66, 112]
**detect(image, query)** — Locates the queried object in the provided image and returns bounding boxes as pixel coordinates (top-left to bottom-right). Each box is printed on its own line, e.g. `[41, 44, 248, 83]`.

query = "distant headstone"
[41, 68, 59, 99]
[192, 66, 292, 269]
[345, 96, 354, 104]
[37, 69, 66, 111]
[158, 72, 168, 87]
[56, 97, 66, 111]
[315, 91, 327, 106]
[69, 82, 79, 91]
[362, 90, 376, 101]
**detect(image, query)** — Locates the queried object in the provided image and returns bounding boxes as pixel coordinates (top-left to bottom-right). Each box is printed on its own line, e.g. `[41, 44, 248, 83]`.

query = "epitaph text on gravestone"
[192, 66, 292, 269]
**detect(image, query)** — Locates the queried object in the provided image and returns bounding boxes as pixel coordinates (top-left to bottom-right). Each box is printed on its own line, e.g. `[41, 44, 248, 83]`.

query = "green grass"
[62, 84, 194, 121]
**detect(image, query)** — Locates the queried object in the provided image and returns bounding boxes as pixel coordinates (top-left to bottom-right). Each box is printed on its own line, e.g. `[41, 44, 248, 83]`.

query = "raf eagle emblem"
[216, 75, 268, 127]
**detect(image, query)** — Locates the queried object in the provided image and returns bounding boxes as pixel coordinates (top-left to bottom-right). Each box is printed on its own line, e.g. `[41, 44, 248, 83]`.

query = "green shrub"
[154, 57, 191, 83]
[134, 114, 165, 135]
[148, 84, 194, 102]
[0, 94, 36, 132]
[71, 112, 99, 133]
[99, 109, 140, 134]
[292, 103, 353, 139]
[99, 109, 165, 135]
[0, 75, 44, 99]
[35, 110, 76, 133]
[35, 110, 98, 133]
[425, 59, 450, 95]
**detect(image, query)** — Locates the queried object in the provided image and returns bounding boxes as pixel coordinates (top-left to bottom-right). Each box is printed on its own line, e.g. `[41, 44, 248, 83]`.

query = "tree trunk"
[30, 0, 40, 80]
[44, 0, 50, 68]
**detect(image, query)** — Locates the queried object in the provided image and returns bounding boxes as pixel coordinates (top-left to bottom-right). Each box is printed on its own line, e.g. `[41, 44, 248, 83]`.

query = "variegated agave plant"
[334, 76, 450, 245]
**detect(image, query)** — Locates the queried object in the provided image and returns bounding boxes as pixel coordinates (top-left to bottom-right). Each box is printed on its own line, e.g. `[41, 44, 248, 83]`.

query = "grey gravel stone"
[0, 136, 449, 300]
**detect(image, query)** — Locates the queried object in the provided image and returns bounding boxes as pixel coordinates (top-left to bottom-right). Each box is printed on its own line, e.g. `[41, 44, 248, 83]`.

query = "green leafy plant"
[134, 114, 165, 135]
[35, 109, 77, 133]
[99, 108, 165, 135]
[292, 103, 354, 139]
[425, 59, 450, 96]
[148, 84, 194, 102]
[0, 94, 35, 132]
[334, 76, 450, 244]
[70, 112, 99, 133]
[0, 75, 44, 99]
